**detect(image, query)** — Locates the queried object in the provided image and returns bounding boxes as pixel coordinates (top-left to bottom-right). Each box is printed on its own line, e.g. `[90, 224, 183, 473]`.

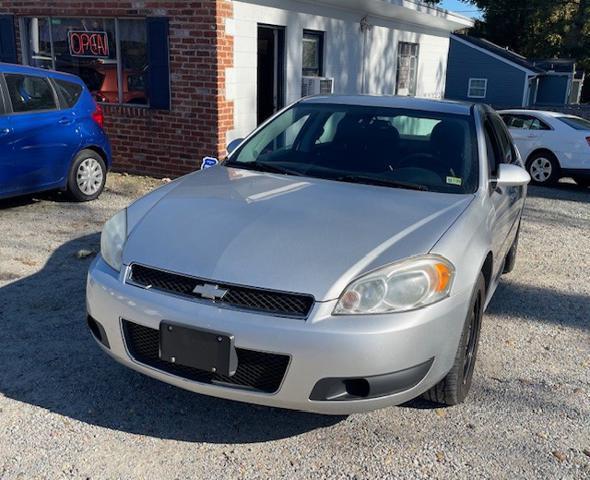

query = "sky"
[438, 0, 483, 19]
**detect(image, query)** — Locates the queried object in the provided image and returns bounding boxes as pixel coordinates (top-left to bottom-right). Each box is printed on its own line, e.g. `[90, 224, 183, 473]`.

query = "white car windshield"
[226, 103, 479, 194]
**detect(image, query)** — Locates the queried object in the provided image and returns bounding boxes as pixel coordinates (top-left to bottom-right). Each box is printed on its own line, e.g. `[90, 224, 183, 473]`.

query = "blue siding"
[445, 38, 527, 108]
[535, 76, 569, 106]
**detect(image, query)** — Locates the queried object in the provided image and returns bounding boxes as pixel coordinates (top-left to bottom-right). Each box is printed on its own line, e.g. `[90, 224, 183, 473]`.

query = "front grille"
[122, 320, 290, 394]
[128, 264, 314, 319]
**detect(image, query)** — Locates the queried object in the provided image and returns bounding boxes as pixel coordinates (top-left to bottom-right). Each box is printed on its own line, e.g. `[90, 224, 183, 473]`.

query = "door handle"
[0, 128, 10, 137]
[58, 117, 74, 125]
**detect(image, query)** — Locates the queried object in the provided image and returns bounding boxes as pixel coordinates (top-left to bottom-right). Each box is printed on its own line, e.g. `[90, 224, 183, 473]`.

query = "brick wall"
[0, 0, 235, 178]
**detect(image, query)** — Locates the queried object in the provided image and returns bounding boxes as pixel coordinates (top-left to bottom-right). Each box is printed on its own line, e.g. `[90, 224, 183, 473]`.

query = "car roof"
[300, 95, 475, 116]
[0, 62, 83, 84]
[498, 109, 570, 118]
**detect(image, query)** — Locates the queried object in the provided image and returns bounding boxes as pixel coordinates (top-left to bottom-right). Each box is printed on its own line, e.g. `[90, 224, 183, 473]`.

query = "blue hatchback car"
[0, 63, 112, 201]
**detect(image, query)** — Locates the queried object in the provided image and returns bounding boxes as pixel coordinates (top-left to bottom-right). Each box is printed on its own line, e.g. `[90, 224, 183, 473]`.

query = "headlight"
[100, 209, 127, 272]
[334, 255, 455, 315]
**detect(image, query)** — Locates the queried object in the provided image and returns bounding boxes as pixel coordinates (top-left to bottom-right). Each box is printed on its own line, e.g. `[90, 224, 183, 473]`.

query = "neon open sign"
[68, 31, 110, 57]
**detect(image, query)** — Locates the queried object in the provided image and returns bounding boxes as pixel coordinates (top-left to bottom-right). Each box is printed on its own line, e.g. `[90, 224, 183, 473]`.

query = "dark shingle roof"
[453, 34, 546, 74]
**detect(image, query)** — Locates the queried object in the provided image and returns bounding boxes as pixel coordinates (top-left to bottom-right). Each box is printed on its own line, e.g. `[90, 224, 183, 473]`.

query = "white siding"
[227, 0, 451, 141]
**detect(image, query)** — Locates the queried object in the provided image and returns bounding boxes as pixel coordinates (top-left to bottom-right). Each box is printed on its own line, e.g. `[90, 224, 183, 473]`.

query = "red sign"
[68, 31, 110, 58]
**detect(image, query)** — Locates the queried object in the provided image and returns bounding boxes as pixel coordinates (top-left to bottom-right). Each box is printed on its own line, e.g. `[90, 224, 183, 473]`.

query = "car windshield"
[556, 116, 590, 131]
[226, 103, 478, 194]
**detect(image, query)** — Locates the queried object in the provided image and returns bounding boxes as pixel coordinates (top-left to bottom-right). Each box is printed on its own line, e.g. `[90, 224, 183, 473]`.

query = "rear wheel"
[422, 273, 485, 406]
[526, 152, 559, 186]
[574, 176, 590, 188]
[67, 149, 107, 202]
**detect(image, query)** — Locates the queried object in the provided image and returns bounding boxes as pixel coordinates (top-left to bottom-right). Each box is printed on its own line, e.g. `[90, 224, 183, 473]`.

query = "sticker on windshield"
[446, 176, 463, 186]
[201, 157, 219, 170]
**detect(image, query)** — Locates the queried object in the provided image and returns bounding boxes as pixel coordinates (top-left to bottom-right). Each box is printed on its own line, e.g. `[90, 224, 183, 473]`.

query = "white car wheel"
[527, 153, 559, 185]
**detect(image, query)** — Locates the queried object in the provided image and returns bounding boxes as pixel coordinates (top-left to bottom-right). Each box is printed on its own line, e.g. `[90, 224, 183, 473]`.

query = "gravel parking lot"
[0, 174, 588, 479]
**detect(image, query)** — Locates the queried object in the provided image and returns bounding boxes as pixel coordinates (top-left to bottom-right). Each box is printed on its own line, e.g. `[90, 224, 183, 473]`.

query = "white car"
[499, 109, 590, 187]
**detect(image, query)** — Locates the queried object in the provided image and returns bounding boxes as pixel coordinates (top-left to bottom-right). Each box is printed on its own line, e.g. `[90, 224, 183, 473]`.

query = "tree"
[426, 0, 590, 101]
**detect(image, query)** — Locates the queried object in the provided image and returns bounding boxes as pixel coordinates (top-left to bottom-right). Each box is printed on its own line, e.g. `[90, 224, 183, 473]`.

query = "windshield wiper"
[335, 175, 429, 191]
[225, 160, 304, 177]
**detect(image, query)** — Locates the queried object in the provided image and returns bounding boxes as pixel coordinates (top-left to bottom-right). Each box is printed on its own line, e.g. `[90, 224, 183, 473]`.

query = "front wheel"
[422, 273, 485, 406]
[526, 152, 559, 186]
[67, 149, 107, 202]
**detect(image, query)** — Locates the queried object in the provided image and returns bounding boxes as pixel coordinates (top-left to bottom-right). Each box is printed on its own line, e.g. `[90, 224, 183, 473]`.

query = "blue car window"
[5, 74, 57, 113]
[54, 79, 83, 109]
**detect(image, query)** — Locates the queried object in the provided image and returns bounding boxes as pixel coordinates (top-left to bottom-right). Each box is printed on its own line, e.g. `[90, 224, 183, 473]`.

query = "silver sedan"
[87, 96, 530, 414]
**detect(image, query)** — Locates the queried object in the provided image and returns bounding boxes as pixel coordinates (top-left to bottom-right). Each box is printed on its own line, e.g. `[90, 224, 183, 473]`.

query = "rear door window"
[54, 79, 83, 109]
[5, 74, 57, 113]
[502, 114, 550, 131]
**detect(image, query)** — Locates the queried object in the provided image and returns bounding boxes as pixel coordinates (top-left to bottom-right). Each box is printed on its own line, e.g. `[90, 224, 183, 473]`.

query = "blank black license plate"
[159, 322, 238, 377]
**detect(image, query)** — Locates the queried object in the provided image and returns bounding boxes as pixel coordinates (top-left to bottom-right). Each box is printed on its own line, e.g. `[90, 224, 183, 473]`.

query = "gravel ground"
[0, 174, 588, 480]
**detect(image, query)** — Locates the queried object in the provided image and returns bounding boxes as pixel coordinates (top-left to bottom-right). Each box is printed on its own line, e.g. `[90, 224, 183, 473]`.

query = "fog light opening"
[344, 378, 370, 398]
[87, 315, 110, 349]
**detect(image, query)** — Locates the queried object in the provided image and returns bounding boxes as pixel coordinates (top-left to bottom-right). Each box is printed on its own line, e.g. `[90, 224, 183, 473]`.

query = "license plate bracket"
[159, 322, 238, 377]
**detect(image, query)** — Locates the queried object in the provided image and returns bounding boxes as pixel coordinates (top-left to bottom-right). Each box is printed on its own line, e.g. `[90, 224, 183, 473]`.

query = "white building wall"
[226, 0, 452, 141]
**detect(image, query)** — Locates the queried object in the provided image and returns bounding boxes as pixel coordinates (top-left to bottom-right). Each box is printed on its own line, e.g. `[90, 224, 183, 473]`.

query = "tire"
[526, 152, 560, 186]
[503, 224, 520, 274]
[573, 176, 590, 188]
[422, 273, 485, 406]
[66, 149, 107, 202]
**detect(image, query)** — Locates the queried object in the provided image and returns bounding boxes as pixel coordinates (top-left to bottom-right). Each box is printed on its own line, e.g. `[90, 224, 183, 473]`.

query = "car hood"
[123, 167, 474, 301]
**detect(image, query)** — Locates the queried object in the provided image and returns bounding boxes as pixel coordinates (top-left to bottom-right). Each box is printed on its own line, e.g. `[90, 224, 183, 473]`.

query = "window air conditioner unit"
[302, 76, 335, 97]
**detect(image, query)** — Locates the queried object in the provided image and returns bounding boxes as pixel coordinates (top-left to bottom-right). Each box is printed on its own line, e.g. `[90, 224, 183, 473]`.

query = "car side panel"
[8, 109, 81, 190]
[435, 107, 526, 307]
[0, 68, 111, 199]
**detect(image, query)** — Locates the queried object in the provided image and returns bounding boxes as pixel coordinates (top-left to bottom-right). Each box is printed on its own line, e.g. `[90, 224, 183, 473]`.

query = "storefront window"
[22, 17, 149, 107]
[118, 19, 148, 105]
[24, 17, 52, 70]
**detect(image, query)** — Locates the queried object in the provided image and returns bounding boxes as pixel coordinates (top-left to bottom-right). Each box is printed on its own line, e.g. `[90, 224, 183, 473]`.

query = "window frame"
[3, 72, 60, 115]
[0, 74, 8, 115]
[302, 30, 325, 78]
[20, 16, 153, 108]
[487, 113, 518, 171]
[467, 78, 488, 99]
[396, 42, 420, 97]
[501, 113, 552, 131]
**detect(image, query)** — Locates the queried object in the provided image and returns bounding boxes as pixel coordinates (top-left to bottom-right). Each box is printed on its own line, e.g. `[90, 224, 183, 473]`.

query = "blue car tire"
[67, 149, 107, 202]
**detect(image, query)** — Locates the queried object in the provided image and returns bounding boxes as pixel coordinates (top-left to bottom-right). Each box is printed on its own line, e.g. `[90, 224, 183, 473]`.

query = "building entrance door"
[257, 25, 285, 125]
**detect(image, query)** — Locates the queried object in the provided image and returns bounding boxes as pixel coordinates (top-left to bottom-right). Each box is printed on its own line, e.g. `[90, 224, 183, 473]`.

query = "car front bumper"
[86, 256, 472, 414]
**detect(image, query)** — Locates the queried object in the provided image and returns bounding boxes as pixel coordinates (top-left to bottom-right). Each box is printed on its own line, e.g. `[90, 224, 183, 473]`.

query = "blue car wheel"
[67, 149, 107, 202]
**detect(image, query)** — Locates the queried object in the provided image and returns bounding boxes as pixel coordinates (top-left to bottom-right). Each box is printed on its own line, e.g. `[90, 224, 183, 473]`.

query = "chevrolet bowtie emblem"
[192, 283, 228, 301]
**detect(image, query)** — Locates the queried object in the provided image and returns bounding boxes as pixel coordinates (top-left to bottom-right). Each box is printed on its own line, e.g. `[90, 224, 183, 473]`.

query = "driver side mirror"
[227, 138, 244, 155]
[494, 163, 531, 188]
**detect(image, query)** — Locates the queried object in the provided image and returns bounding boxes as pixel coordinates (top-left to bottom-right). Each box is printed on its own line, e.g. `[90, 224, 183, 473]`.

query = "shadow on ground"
[487, 281, 589, 330]
[527, 182, 590, 204]
[0, 234, 343, 444]
[0, 190, 69, 210]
